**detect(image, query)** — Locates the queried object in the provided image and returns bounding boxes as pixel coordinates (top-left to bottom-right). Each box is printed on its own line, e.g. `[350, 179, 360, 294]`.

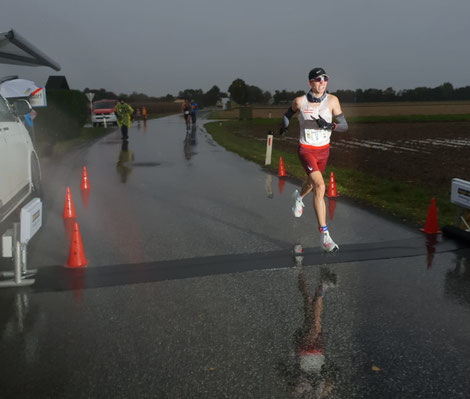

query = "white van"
[0, 94, 41, 225]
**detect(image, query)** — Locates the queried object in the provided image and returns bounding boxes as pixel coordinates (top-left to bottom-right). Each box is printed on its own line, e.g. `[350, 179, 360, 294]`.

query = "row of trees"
[227, 79, 272, 105]
[83, 88, 176, 103]
[177, 86, 228, 107]
[83, 86, 228, 107]
[231, 81, 470, 104]
[84, 81, 470, 106]
[333, 83, 470, 103]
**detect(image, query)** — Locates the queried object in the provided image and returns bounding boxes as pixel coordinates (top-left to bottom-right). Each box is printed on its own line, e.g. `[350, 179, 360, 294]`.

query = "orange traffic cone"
[62, 187, 76, 219]
[327, 171, 338, 198]
[278, 177, 285, 194]
[80, 166, 90, 191]
[65, 222, 88, 268]
[278, 157, 286, 177]
[421, 198, 440, 234]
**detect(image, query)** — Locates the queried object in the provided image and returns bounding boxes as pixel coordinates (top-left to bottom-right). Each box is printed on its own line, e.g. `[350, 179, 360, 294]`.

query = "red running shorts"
[297, 145, 330, 175]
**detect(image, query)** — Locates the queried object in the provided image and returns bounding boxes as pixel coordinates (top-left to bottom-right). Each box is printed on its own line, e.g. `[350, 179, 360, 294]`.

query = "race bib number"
[184, 111, 189, 115]
[304, 129, 331, 145]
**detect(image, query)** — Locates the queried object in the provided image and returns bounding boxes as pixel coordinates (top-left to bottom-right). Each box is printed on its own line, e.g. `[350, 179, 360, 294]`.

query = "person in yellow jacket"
[114, 98, 134, 140]
[142, 106, 147, 121]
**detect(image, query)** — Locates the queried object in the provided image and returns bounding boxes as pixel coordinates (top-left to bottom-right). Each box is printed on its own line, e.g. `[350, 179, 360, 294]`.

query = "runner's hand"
[315, 116, 335, 130]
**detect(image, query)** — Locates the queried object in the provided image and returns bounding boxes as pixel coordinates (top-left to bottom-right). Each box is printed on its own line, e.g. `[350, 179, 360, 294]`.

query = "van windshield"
[93, 102, 115, 110]
[0, 96, 15, 122]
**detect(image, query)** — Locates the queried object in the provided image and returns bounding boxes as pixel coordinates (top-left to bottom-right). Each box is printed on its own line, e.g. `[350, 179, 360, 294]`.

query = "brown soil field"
[328, 121, 470, 191]
[229, 118, 470, 195]
[214, 102, 470, 194]
[217, 101, 470, 119]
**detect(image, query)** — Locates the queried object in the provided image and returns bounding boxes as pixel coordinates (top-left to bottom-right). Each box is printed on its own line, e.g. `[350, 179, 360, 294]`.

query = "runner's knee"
[315, 181, 325, 195]
[308, 177, 325, 195]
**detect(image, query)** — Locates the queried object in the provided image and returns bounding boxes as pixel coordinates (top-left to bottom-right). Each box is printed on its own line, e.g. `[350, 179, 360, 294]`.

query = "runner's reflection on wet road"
[278, 245, 339, 397]
[184, 124, 197, 160]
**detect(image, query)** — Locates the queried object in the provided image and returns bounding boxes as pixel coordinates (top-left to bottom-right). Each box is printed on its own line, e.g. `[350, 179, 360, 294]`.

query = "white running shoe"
[292, 190, 304, 217]
[320, 231, 339, 253]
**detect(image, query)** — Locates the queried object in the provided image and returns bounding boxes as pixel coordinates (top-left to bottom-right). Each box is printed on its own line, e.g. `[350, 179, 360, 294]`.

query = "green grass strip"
[204, 121, 456, 227]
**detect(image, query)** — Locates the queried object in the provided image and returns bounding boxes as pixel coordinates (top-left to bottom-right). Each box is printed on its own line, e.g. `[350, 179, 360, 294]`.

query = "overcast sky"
[1, 0, 469, 97]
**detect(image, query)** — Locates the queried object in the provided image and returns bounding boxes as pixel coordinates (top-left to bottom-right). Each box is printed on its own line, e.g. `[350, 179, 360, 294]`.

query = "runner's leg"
[308, 171, 327, 227]
[121, 125, 128, 140]
[300, 177, 313, 197]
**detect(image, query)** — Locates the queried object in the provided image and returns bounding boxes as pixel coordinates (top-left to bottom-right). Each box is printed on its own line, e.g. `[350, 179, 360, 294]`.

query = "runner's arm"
[330, 95, 348, 132]
[279, 98, 300, 136]
[333, 113, 348, 132]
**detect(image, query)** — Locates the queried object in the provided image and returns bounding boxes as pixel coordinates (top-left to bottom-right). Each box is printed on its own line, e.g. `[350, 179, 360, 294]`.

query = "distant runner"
[279, 67, 348, 252]
[182, 99, 191, 129]
[190, 99, 198, 124]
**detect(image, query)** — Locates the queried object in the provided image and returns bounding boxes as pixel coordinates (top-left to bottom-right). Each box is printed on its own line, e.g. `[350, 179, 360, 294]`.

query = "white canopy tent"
[0, 77, 40, 98]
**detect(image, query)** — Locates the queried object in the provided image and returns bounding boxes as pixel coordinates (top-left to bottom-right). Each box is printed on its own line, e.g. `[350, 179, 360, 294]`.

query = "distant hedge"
[34, 90, 88, 143]
[129, 101, 182, 115]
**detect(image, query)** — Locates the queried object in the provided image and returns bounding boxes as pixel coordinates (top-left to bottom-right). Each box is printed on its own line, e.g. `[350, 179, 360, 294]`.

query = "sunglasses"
[311, 76, 328, 83]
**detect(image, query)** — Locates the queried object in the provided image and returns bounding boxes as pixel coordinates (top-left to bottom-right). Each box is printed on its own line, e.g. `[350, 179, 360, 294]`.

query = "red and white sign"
[265, 133, 273, 165]
[29, 87, 47, 107]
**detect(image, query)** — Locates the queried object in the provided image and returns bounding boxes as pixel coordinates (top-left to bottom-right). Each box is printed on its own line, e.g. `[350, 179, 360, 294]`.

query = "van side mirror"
[12, 99, 33, 116]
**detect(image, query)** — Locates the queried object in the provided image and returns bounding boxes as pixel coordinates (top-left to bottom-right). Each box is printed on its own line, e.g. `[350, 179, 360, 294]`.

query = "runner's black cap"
[308, 67, 328, 80]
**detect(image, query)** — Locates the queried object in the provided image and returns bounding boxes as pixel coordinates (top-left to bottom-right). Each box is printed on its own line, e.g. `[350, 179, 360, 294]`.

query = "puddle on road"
[99, 139, 123, 145]
[131, 162, 161, 167]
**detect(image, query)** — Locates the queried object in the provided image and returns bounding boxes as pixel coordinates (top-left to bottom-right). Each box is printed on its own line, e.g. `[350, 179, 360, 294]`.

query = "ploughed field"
[219, 102, 470, 193]
[327, 121, 469, 191]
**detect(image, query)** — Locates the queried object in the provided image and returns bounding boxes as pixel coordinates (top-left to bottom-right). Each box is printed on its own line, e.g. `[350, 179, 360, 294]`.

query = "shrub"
[34, 90, 88, 143]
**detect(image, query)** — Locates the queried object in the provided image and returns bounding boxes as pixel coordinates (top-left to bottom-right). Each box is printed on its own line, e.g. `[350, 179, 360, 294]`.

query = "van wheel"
[31, 157, 42, 198]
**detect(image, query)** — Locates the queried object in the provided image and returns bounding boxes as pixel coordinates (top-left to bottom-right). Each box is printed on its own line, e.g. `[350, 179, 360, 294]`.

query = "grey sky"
[1, 0, 469, 97]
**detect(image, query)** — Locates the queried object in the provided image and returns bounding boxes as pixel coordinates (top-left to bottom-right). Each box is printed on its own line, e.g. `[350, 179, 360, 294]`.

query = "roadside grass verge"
[204, 121, 456, 228]
[38, 126, 115, 158]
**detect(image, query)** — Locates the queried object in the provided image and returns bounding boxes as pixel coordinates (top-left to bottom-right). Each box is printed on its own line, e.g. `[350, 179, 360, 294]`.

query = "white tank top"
[298, 95, 332, 148]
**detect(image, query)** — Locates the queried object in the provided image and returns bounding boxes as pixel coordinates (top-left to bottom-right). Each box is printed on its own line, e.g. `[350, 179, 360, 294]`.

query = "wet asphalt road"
[1, 114, 470, 398]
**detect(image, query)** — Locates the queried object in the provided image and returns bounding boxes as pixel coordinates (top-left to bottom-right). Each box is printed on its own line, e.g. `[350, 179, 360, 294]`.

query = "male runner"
[182, 99, 191, 129]
[190, 99, 198, 124]
[279, 68, 348, 252]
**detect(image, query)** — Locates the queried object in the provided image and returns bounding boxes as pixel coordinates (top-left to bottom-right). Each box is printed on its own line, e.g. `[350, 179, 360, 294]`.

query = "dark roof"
[45, 75, 69, 90]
